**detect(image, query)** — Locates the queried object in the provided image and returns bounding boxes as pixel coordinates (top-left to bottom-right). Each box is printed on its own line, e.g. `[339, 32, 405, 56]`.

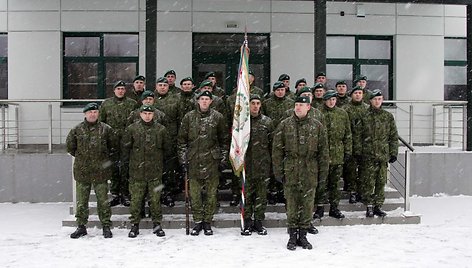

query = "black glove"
[275, 176, 285, 184]
[344, 154, 351, 163]
[389, 156, 397, 163]
[180, 163, 188, 174]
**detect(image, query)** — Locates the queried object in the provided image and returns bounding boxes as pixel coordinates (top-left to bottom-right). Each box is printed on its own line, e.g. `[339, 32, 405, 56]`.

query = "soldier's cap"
[355, 75, 367, 83]
[83, 102, 99, 113]
[133, 75, 145, 82]
[369, 89, 382, 99]
[312, 82, 325, 90]
[140, 105, 154, 112]
[315, 72, 326, 78]
[335, 80, 347, 86]
[250, 94, 261, 101]
[156, 77, 168, 84]
[197, 90, 213, 99]
[278, 73, 290, 81]
[164, 70, 176, 77]
[248, 69, 255, 76]
[204, 71, 216, 79]
[349, 85, 364, 96]
[114, 80, 126, 89]
[323, 90, 338, 100]
[295, 96, 311, 104]
[141, 90, 155, 100]
[295, 78, 307, 88]
[199, 80, 212, 89]
[273, 81, 286, 91]
[296, 86, 312, 96]
[180, 77, 194, 85]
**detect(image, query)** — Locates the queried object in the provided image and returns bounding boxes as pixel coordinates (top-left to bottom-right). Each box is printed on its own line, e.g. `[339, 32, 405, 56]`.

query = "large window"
[0, 34, 7, 99]
[444, 37, 466, 101]
[326, 35, 393, 99]
[63, 33, 139, 101]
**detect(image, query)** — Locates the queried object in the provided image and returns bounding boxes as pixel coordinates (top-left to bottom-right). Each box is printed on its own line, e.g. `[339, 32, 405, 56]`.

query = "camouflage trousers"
[343, 155, 362, 193]
[110, 157, 129, 197]
[129, 180, 163, 225]
[75, 180, 111, 227]
[325, 165, 343, 207]
[163, 155, 180, 196]
[284, 185, 316, 229]
[190, 175, 219, 223]
[360, 160, 387, 206]
[244, 176, 269, 221]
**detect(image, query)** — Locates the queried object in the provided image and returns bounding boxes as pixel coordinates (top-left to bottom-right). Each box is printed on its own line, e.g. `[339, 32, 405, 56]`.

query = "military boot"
[373, 206, 387, 217]
[366, 205, 374, 217]
[253, 220, 267, 235]
[313, 205, 324, 219]
[102, 226, 113, 238]
[229, 194, 239, 207]
[349, 192, 357, 204]
[109, 194, 121, 207]
[70, 225, 87, 239]
[153, 223, 166, 237]
[297, 229, 313, 250]
[241, 219, 252, 236]
[329, 206, 345, 219]
[286, 228, 298, 251]
[203, 221, 213, 236]
[128, 224, 139, 238]
[191, 222, 203, 236]
[307, 223, 319, 235]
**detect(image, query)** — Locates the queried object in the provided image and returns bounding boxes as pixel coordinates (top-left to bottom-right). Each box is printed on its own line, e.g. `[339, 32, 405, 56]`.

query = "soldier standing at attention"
[360, 89, 398, 217]
[315, 72, 328, 86]
[278, 73, 294, 100]
[67, 103, 113, 239]
[127, 90, 168, 126]
[272, 96, 329, 251]
[122, 105, 171, 238]
[311, 83, 325, 109]
[99, 80, 137, 207]
[204, 71, 226, 99]
[335, 81, 351, 108]
[127, 75, 146, 107]
[164, 69, 181, 95]
[354, 75, 371, 103]
[177, 77, 196, 123]
[178, 90, 229, 236]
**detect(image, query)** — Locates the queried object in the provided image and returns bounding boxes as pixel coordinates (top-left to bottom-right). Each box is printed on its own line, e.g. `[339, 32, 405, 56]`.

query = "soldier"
[314, 90, 352, 220]
[354, 75, 371, 103]
[272, 96, 329, 251]
[164, 69, 181, 95]
[204, 71, 226, 99]
[122, 105, 171, 238]
[66, 103, 113, 239]
[227, 70, 264, 123]
[343, 86, 369, 203]
[315, 72, 327, 86]
[311, 83, 325, 109]
[335, 81, 351, 108]
[127, 90, 168, 126]
[99, 80, 137, 207]
[240, 94, 274, 236]
[127, 75, 146, 107]
[278, 73, 295, 100]
[194, 80, 227, 121]
[178, 90, 229, 236]
[284, 86, 325, 125]
[360, 89, 398, 217]
[177, 77, 196, 123]
[295, 78, 307, 92]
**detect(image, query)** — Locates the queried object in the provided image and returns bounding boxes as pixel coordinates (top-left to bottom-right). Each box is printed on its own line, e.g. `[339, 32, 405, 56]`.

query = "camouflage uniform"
[272, 113, 329, 229]
[126, 90, 145, 108]
[311, 98, 324, 110]
[178, 107, 229, 223]
[121, 119, 171, 225]
[177, 91, 196, 124]
[127, 107, 168, 127]
[169, 84, 181, 95]
[192, 91, 227, 122]
[212, 85, 226, 99]
[283, 107, 325, 126]
[360, 106, 398, 206]
[336, 95, 351, 108]
[66, 119, 113, 227]
[99, 96, 137, 198]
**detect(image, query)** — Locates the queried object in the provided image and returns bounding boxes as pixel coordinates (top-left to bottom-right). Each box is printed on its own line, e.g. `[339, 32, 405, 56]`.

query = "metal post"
[432, 107, 436, 146]
[1, 105, 5, 151]
[48, 103, 53, 154]
[463, 105, 467, 151]
[404, 150, 411, 212]
[409, 105, 413, 144]
[448, 106, 452, 148]
[14, 106, 19, 149]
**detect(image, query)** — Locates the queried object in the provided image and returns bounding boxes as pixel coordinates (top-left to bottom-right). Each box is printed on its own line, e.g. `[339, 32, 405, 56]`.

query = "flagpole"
[240, 167, 246, 232]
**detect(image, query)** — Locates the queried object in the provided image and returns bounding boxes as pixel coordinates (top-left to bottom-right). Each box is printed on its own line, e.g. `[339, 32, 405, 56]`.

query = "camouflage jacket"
[343, 100, 369, 155]
[127, 108, 168, 127]
[245, 113, 274, 179]
[320, 105, 352, 165]
[177, 91, 197, 125]
[169, 84, 181, 95]
[262, 95, 294, 127]
[336, 95, 351, 108]
[360, 106, 399, 162]
[191, 93, 227, 122]
[272, 114, 329, 189]
[311, 98, 324, 110]
[283, 107, 325, 126]
[126, 89, 145, 108]
[66, 120, 113, 183]
[212, 85, 226, 99]
[99, 96, 137, 137]
[153, 92, 180, 146]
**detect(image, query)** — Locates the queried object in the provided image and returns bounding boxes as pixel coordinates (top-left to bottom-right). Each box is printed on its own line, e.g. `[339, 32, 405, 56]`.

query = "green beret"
[312, 83, 325, 90]
[197, 90, 213, 99]
[140, 105, 154, 112]
[133, 75, 145, 82]
[273, 81, 285, 91]
[83, 102, 99, 113]
[141, 90, 155, 100]
[204, 72, 216, 79]
[199, 80, 212, 89]
[349, 86, 364, 96]
[295, 96, 311, 104]
[369, 89, 382, 99]
[296, 86, 312, 96]
[355, 75, 367, 83]
[250, 94, 261, 101]
[335, 80, 346, 86]
[278, 74, 290, 81]
[180, 77, 194, 85]
[315, 72, 326, 78]
[295, 78, 307, 88]
[156, 77, 168, 84]
[114, 80, 126, 88]
[164, 70, 176, 77]
[323, 90, 338, 100]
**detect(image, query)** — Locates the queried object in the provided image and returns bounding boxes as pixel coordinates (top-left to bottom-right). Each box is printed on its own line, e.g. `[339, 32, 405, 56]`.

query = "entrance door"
[193, 33, 270, 95]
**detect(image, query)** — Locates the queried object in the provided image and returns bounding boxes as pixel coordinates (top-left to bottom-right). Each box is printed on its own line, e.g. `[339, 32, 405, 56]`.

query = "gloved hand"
[275, 176, 285, 184]
[389, 156, 397, 163]
[180, 163, 188, 174]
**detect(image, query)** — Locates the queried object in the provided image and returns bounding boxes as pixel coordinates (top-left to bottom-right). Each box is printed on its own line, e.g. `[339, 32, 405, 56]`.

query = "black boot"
[102, 226, 113, 238]
[297, 228, 313, 250]
[313, 205, 324, 219]
[307, 222, 319, 235]
[366, 205, 374, 217]
[203, 221, 213, 236]
[349, 192, 357, 204]
[241, 219, 252, 236]
[128, 224, 139, 238]
[286, 228, 298, 251]
[373, 206, 387, 217]
[109, 195, 121, 207]
[329, 206, 345, 219]
[253, 220, 267, 235]
[191, 222, 203, 236]
[153, 223, 166, 237]
[229, 194, 239, 207]
[121, 195, 131, 207]
[70, 225, 87, 239]
[356, 193, 363, 203]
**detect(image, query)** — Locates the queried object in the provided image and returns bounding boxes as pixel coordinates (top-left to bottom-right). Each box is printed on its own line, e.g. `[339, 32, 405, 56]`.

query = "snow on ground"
[1, 196, 471, 268]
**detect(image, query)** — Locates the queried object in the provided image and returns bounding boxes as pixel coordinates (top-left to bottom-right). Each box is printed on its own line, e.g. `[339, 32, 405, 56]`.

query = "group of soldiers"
[66, 70, 398, 251]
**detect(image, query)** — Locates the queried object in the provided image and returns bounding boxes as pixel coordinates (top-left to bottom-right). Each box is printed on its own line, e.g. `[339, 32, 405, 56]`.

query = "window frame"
[444, 37, 467, 101]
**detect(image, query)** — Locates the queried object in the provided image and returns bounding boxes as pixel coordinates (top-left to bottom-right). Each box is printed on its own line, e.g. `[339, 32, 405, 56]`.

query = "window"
[326, 35, 393, 100]
[444, 37, 466, 101]
[0, 34, 7, 99]
[63, 33, 139, 102]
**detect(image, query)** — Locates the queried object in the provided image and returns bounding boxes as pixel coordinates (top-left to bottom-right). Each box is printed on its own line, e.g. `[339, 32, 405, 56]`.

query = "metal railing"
[388, 136, 414, 212]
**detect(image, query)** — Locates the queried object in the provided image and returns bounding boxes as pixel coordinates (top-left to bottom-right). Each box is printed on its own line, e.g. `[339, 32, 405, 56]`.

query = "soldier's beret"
[315, 72, 326, 78]
[133, 75, 145, 82]
[164, 70, 176, 77]
[273, 81, 285, 91]
[199, 80, 212, 89]
[248, 69, 255, 76]
[197, 90, 213, 99]
[250, 94, 261, 101]
[323, 90, 338, 100]
[141, 90, 155, 100]
[140, 105, 154, 112]
[355, 75, 367, 82]
[295, 96, 311, 104]
[349, 86, 364, 96]
[296, 86, 312, 96]
[369, 89, 382, 99]
[312, 83, 325, 90]
[295, 78, 307, 88]
[83, 102, 99, 113]
[335, 80, 346, 86]
[204, 72, 216, 79]
[180, 77, 194, 85]
[156, 77, 168, 84]
[113, 80, 126, 88]
[278, 74, 290, 81]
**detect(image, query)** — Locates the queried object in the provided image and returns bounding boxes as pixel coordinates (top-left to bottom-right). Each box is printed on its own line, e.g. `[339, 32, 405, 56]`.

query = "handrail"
[399, 136, 415, 152]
